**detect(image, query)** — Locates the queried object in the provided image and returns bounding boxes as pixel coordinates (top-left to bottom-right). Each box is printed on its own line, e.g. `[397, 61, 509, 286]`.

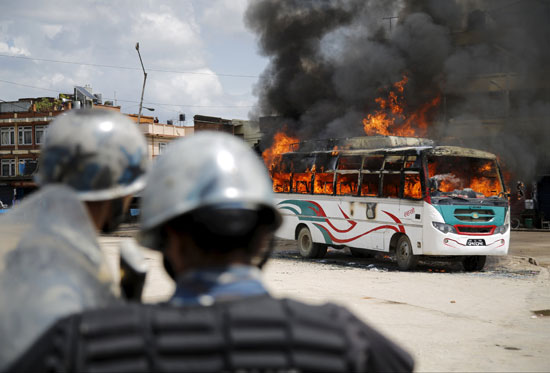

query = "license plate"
[466, 239, 486, 246]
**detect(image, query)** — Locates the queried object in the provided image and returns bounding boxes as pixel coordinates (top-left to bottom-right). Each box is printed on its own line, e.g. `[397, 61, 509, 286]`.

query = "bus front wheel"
[462, 255, 486, 272]
[297, 227, 327, 259]
[395, 235, 418, 271]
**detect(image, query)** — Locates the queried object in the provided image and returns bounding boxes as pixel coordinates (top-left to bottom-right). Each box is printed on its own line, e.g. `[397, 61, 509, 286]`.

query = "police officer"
[9, 132, 413, 372]
[0, 109, 149, 370]
[36, 109, 149, 234]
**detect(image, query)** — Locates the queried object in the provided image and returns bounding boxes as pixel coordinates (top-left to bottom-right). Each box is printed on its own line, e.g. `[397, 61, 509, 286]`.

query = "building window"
[18, 126, 32, 145]
[18, 158, 37, 176]
[35, 125, 48, 145]
[1, 127, 15, 145]
[1, 159, 16, 177]
[159, 142, 168, 154]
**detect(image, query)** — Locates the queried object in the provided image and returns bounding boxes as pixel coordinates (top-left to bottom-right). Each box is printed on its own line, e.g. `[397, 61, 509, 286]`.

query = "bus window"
[272, 172, 291, 193]
[290, 154, 315, 173]
[361, 173, 380, 196]
[382, 173, 401, 198]
[363, 155, 384, 172]
[336, 173, 358, 195]
[314, 152, 337, 172]
[313, 152, 336, 195]
[337, 156, 362, 171]
[314, 173, 334, 194]
[404, 155, 420, 169]
[403, 172, 422, 199]
[292, 173, 312, 194]
[384, 156, 404, 171]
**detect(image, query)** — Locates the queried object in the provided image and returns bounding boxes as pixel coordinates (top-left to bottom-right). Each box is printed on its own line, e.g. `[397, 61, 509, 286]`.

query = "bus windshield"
[428, 156, 504, 199]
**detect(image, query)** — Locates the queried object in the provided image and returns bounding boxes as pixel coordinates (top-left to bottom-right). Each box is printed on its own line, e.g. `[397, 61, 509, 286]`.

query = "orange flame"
[362, 75, 440, 137]
[428, 161, 503, 198]
[262, 130, 299, 170]
[404, 174, 422, 199]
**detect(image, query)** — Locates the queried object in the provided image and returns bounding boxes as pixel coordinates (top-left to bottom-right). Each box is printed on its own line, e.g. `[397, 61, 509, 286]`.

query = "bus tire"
[395, 235, 418, 271]
[297, 226, 326, 259]
[462, 255, 486, 272]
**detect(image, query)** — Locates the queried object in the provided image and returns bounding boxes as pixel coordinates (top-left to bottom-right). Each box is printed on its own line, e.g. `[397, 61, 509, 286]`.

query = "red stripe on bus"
[314, 223, 400, 244]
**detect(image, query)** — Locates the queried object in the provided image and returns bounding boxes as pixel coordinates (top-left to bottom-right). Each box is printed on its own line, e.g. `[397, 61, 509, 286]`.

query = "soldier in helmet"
[9, 132, 413, 372]
[0, 109, 149, 370]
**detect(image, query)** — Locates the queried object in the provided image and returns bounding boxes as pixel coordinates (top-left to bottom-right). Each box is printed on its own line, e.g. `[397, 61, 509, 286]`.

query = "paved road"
[508, 231, 550, 267]
[99, 234, 550, 372]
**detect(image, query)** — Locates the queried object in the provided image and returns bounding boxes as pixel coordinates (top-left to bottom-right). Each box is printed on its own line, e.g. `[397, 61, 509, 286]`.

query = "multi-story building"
[194, 115, 261, 148]
[438, 0, 550, 228]
[129, 114, 194, 158]
[0, 97, 72, 204]
[0, 87, 192, 206]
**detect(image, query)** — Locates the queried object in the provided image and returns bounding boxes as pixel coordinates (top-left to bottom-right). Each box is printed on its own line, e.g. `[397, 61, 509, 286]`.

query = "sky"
[0, 0, 266, 125]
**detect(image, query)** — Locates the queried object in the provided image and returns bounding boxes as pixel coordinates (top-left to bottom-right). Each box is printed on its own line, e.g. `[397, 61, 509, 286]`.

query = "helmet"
[138, 131, 281, 250]
[36, 109, 149, 201]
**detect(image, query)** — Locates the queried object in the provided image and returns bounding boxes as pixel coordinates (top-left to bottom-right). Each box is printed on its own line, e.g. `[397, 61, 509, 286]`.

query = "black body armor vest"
[9, 295, 413, 372]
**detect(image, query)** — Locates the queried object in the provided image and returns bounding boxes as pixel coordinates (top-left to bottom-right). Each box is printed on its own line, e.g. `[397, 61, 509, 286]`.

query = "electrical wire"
[0, 79, 254, 109]
[0, 54, 259, 79]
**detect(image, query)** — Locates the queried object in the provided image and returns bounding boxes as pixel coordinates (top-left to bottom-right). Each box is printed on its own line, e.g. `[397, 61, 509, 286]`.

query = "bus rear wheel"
[395, 235, 418, 271]
[462, 255, 486, 272]
[297, 226, 327, 259]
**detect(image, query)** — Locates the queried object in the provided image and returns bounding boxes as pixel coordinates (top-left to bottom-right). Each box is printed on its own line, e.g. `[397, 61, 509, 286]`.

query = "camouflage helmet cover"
[36, 109, 149, 201]
[138, 131, 281, 249]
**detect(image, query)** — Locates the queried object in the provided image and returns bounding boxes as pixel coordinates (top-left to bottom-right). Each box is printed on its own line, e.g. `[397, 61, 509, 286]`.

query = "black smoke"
[245, 0, 550, 183]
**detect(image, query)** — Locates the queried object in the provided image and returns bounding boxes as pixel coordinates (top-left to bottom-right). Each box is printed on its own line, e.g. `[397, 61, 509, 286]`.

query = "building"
[0, 97, 73, 204]
[193, 115, 234, 134]
[0, 87, 192, 206]
[129, 114, 194, 158]
[437, 1, 550, 228]
[194, 115, 261, 148]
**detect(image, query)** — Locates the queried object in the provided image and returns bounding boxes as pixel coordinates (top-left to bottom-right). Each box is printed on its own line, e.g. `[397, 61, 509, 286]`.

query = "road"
[99, 230, 550, 372]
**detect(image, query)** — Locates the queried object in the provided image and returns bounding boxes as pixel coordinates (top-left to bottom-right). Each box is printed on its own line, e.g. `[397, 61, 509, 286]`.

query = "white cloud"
[200, 0, 248, 35]
[42, 24, 63, 39]
[0, 0, 262, 122]
[151, 68, 223, 106]
[0, 41, 29, 56]
[134, 12, 201, 47]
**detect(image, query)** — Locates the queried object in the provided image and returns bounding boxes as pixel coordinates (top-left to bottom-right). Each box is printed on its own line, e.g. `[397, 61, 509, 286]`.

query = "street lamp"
[143, 106, 155, 112]
[135, 42, 148, 125]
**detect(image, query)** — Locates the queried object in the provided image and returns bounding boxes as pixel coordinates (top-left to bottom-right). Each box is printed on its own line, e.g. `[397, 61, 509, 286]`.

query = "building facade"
[0, 88, 192, 206]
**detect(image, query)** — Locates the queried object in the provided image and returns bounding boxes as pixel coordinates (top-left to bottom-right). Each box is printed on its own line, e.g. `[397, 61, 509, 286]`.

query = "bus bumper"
[422, 226, 510, 256]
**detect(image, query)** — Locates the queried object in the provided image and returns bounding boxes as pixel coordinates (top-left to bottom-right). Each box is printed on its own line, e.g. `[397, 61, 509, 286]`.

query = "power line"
[0, 54, 259, 79]
[0, 79, 254, 109]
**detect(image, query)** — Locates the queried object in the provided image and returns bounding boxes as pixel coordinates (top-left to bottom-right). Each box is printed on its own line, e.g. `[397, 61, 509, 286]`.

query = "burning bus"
[267, 135, 509, 271]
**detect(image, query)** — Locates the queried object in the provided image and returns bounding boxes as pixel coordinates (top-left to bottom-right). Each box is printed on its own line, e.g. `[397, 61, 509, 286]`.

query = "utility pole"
[135, 42, 147, 125]
[382, 16, 399, 33]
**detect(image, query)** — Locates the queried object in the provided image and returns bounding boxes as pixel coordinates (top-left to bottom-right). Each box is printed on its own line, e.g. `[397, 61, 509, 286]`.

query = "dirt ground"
[99, 231, 550, 372]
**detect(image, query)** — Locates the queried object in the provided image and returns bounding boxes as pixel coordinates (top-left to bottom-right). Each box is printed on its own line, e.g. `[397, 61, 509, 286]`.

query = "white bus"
[270, 136, 510, 271]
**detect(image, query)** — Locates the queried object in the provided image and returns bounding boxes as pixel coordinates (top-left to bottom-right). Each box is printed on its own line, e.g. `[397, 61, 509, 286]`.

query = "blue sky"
[0, 0, 267, 124]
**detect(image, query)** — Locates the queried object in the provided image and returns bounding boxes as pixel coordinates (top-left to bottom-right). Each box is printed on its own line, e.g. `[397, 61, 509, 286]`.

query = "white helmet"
[138, 131, 281, 250]
[36, 109, 148, 201]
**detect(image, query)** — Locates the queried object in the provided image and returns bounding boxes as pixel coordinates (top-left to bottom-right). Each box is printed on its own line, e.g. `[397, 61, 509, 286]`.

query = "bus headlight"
[495, 224, 509, 234]
[432, 222, 457, 234]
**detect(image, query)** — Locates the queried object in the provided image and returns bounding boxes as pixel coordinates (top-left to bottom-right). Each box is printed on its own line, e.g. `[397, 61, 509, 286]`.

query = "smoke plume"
[245, 0, 550, 183]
